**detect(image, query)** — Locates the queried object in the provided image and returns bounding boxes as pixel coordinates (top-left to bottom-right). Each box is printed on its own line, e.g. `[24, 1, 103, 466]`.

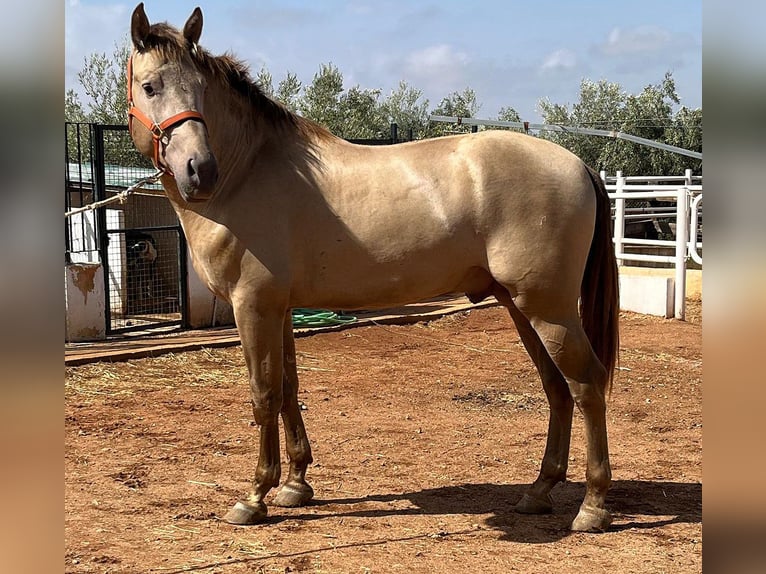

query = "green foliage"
[339, 86, 388, 139]
[380, 81, 430, 139]
[75, 39, 130, 125]
[65, 89, 86, 123]
[255, 67, 274, 97]
[481, 105, 524, 133]
[275, 72, 302, 113]
[65, 90, 90, 164]
[299, 63, 345, 134]
[538, 72, 702, 175]
[66, 36, 138, 167]
[66, 39, 701, 175]
[427, 88, 480, 136]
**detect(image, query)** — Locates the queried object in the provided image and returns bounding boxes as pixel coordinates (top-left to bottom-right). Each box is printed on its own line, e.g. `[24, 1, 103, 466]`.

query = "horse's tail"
[581, 165, 620, 392]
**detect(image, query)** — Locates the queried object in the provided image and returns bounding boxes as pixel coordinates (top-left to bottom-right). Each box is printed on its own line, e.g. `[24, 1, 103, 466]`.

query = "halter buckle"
[150, 123, 167, 142]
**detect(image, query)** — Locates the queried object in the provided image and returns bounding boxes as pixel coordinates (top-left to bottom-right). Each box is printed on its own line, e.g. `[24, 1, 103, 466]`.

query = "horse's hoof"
[571, 505, 612, 532]
[272, 482, 314, 508]
[515, 493, 553, 514]
[222, 500, 267, 525]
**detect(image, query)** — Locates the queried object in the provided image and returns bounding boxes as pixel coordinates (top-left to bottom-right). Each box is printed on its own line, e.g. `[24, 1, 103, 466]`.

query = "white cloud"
[601, 26, 673, 57]
[540, 49, 577, 72]
[404, 44, 470, 78]
[592, 24, 700, 77]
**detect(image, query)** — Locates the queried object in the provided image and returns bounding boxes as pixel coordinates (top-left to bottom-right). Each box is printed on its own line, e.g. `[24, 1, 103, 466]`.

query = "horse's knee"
[250, 388, 283, 424]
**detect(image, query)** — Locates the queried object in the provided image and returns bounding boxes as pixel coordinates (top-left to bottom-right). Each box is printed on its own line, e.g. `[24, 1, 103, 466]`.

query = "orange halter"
[127, 54, 206, 175]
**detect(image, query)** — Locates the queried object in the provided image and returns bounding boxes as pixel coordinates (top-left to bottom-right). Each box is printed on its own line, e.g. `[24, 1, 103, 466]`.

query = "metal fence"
[603, 169, 702, 319]
[65, 122, 188, 334]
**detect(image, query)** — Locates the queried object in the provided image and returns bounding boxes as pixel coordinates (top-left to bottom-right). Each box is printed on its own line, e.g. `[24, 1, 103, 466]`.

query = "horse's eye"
[142, 83, 155, 97]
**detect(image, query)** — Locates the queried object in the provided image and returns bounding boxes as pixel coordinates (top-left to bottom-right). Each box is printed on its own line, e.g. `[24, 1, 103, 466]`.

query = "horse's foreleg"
[273, 313, 315, 508]
[504, 299, 574, 515]
[223, 306, 285, 525]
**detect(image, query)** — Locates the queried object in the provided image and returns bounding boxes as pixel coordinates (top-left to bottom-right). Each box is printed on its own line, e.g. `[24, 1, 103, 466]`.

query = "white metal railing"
[601, 169, 702, 320]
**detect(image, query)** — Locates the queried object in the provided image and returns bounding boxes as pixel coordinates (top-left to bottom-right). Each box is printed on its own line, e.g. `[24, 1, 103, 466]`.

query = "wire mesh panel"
[89, 124, 188, 333]
[106, 225, 185, 331]
[65, 123, 97, 263]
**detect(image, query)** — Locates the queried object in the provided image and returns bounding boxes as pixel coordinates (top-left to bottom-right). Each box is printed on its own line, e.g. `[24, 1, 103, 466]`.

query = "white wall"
[65, 263, 106, 341]
[186, 249, 234, 328]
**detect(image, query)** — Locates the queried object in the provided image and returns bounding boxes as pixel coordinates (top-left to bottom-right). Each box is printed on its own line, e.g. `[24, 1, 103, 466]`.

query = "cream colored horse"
[127, 3, 619, 532]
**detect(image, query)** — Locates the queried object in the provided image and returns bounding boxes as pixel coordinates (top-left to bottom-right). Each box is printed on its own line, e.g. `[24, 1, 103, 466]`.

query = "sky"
[65, 0, 702, 123]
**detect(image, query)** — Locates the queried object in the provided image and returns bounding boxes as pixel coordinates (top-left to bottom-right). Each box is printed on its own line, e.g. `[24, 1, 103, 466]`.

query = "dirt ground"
[65, 300, 702, 574]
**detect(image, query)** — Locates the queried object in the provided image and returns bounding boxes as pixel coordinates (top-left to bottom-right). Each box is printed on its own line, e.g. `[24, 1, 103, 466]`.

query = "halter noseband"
[127, 53, 207, 176]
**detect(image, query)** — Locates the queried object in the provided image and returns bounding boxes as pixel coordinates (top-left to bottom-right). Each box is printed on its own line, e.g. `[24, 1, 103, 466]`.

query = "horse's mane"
[141, 23, 332, 142]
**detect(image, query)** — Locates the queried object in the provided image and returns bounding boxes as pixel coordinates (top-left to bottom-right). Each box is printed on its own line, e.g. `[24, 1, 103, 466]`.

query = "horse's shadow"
[274, 479, 701, 543]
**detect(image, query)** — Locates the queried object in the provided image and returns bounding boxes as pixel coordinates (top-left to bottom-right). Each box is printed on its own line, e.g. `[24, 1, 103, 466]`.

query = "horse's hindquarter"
[288, 132, 596, 309]
[474, 132, 598, 296]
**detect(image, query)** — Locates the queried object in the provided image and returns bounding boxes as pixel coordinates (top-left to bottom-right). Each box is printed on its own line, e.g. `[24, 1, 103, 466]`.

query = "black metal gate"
[66, 122, 188, 334]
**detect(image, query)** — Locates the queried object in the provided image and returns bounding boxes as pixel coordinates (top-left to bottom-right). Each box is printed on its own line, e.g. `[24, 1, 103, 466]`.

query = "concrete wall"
[618, 266, 702, 318]
[65, 263, 106, 341]
[185, 250, 234, 329]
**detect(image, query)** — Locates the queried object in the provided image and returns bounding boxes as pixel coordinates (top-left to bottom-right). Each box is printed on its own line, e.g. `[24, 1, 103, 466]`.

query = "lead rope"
[65, 170, 164, 219]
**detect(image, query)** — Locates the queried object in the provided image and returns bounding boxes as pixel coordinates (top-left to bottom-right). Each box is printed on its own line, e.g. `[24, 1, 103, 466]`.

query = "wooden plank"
[65, 296, 499, 366]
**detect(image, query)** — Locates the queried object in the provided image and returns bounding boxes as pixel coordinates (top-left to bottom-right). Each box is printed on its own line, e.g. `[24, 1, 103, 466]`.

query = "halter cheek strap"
[127, 54, 207, 176]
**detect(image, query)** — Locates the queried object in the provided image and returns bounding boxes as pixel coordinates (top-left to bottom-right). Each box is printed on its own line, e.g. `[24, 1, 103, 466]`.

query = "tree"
[75, 38, 131, 125]
[275, 72, 302, 113]
[254, 67, 274, 97]
[380, 81, 430, 140]
[538, 72, 702, 175]
[255, 67, 302, 113]
[481, 105, 524, 133]
[427, 87, 480, 136]
[666, 106, 703, 173]
[339, 86, 388, 139]
[65, 89, 89, 164]
[65, 89, 87, 124]
[65, 37, 139, 166]
[298, 63, 390, 138]
[299, 63, 345, 135]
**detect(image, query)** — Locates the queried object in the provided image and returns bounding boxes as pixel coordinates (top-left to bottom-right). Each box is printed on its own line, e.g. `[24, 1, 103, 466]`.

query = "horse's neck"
[205, 85, 261, 181]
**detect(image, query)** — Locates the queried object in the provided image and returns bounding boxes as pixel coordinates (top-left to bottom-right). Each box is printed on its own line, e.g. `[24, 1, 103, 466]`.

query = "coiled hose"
[291, 308, 357, 328]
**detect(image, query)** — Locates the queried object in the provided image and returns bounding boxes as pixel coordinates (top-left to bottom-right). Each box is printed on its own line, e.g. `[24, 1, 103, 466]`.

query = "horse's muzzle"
[179, 153, 218, 201]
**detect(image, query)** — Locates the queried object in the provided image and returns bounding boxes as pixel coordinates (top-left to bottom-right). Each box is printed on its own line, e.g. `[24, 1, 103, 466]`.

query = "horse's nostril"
[186, 155, 218, 189]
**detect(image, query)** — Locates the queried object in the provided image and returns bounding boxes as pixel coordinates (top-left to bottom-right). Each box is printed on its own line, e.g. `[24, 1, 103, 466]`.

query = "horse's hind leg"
[273, 313, 315, 508]
[497, 290, 574, 515]
[222, 304, 286, 525]
[514, 293, 613, 532]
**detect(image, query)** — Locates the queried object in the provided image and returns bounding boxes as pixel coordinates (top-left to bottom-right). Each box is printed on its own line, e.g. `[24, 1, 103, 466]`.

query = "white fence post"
[689, 194, 703, 265]
[674, 188, 689, 320]
[613, 171, 625, 267]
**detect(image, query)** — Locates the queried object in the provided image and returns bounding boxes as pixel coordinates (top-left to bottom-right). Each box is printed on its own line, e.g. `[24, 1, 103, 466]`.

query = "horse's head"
[128, 3, 218, 202]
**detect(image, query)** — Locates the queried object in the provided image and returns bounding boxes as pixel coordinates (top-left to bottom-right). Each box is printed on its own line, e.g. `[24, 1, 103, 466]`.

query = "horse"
[126, 3, 619, 532]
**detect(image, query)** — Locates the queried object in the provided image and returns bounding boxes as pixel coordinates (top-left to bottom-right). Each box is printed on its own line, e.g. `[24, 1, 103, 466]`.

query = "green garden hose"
[291, 308, 357, 328]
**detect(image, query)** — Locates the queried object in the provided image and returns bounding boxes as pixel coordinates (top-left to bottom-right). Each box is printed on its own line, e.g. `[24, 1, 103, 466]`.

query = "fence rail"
[603, 169, 702, 319]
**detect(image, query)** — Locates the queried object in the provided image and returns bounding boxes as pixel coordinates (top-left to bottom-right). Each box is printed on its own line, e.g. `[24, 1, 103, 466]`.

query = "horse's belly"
[291, 242, 490, 310]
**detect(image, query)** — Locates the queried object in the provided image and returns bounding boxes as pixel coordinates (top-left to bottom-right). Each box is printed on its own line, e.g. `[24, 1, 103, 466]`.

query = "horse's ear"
[131, 3, 150, 50]
[183, 7, 203, 48]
